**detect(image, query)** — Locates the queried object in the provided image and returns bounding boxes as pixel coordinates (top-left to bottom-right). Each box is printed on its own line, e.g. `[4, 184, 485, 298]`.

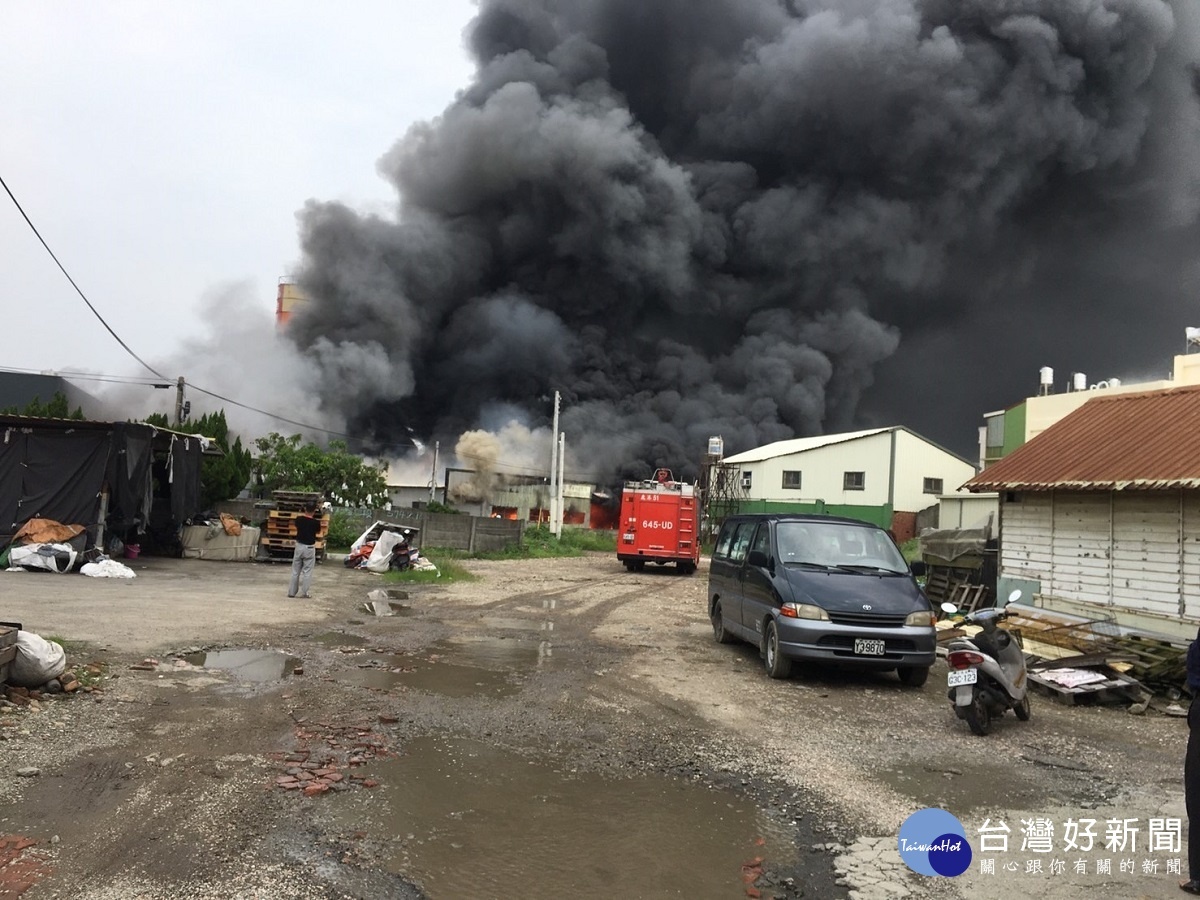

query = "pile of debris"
[937, 604, 1190, 712]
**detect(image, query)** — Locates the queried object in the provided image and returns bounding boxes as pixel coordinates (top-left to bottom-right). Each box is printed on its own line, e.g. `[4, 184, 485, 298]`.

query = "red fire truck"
[616, 469, 701, 574]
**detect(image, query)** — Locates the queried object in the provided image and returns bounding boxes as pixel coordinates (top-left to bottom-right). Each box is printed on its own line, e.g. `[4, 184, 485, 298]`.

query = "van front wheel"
[897, 666, 930, 687]
[764, 621, 792, 679]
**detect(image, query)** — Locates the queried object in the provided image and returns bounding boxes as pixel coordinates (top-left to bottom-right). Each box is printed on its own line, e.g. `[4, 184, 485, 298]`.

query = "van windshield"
[775, 522, 908, 574]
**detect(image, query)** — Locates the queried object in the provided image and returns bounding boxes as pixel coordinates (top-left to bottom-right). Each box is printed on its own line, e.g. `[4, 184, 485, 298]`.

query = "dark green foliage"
[251, 433, 388, 507]
[140, 409, 253, 509]
[325, 510, 365, 549]
[2, 391, 84, 419]
[191, 411, 254, 509]
[425, 501, 461, 515]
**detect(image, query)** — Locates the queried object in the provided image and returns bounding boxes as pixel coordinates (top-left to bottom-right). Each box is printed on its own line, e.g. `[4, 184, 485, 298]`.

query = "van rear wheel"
[711, 601, 734, 644]
[764, 621, 792, 679]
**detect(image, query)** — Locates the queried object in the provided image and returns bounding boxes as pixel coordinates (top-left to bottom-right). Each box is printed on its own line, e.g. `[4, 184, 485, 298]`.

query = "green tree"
[140, 410, 252, 508]
[252, 433, 388, 507]
[192, 410, 254, 509]
[2, 391, 84, 419]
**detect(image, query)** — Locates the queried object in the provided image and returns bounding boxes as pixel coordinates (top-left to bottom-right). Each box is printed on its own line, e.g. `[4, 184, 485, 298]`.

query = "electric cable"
[0, 173, 168, 380]
[0, 180, 572, 478]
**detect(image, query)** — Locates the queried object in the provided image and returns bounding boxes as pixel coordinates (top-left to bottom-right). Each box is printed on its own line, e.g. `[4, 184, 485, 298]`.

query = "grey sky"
[0, 2, 475, 380]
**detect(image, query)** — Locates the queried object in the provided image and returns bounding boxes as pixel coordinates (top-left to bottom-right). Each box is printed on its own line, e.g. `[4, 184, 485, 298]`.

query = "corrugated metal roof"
[722, 428, 890, 464]
[966, 384, 1200, 492]
[0, 415, 222, 454]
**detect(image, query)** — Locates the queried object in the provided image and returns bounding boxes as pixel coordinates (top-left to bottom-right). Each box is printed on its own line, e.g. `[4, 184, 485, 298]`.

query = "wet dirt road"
[0, 553, 1190, 899]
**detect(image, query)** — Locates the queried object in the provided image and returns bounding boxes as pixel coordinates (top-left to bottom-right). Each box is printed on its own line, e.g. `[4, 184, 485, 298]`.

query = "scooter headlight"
[905, 610, 936, 627]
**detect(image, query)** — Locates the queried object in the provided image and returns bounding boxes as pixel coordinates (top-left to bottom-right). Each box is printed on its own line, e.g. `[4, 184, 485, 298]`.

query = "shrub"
[325, 510, 365, 550]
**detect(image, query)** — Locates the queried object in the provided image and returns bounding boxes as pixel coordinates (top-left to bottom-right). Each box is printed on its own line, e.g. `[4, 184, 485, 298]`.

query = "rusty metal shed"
[964, 385, 1200, 636]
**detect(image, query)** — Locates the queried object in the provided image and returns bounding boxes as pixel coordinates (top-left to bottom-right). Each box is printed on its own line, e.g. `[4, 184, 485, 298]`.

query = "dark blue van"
[707, 514, 936, 684]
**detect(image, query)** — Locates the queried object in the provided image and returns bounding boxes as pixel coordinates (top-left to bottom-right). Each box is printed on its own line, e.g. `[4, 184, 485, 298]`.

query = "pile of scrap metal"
[936, 602, 1189, 713]
[345, 521, 438, 575]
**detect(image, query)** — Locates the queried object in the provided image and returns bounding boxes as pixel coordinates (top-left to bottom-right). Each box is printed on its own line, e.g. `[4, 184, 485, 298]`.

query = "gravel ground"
[0, 553, 1191, 899]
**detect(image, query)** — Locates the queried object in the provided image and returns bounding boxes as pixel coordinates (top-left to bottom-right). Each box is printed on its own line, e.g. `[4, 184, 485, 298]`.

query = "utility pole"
[548, 391, 560, 529]
[430, 441, 439, 503]
[174, 376, 185, 428]
[554, 431, 565, 537]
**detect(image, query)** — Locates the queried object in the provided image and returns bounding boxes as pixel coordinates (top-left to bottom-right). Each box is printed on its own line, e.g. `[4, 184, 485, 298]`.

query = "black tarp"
[0, 427, 109, 541]
[106, 423, 154, 535]
[168, 434, 202, 527]
[0, 419, 209, 551]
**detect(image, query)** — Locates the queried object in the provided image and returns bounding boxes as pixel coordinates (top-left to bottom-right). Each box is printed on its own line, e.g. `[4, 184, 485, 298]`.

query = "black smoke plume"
[289, 0, 1200, 480]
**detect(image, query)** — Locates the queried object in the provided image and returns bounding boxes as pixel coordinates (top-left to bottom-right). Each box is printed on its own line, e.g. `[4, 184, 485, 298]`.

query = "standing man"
[1183, 627, 1200, 895]
[287, 504, 322, 599]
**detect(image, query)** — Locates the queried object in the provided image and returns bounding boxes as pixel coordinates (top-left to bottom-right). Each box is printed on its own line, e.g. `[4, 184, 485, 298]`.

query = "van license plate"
[854, 639, 885, 656]
[947, 669, 978, 687]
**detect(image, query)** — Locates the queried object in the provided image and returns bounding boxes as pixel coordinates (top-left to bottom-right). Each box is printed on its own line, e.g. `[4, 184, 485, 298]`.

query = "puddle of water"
[310, 632, 367, 647]
[441, 635, 541, 667]
[477, 616, 540, 631]
[338, 638, 545, 698]
[877, 759, 1107, 813]
[328, 735, 794, 899]
[182, 648, 301, 681]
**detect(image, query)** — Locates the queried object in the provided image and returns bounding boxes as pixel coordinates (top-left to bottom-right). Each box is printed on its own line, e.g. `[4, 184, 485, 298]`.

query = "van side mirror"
[747, 549, 770, 568]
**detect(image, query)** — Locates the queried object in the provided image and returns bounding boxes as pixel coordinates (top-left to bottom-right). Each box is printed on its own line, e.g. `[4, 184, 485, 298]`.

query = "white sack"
[10, 630, 67, 687]
[9, 543, 77, 573]
[365, 530, 404, 573]
[80, 559, 137, 579]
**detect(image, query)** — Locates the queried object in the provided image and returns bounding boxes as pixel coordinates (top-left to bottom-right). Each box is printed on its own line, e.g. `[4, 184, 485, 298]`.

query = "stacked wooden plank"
[0, 624, 17, 685]
[260, 492, 327, 561]
[1098, 634, 1187, 692]
[1027, 668, 1144, 706]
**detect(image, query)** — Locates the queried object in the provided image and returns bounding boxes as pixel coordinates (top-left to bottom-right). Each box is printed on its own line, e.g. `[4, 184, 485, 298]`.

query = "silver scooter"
[942, 590, 1030, 735]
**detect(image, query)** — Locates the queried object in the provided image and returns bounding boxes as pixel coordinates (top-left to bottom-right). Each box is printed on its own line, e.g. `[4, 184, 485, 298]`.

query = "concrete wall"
[893, 429, 978, 510]
[216, 500, 523, 553]
[937, 492, 999, 530]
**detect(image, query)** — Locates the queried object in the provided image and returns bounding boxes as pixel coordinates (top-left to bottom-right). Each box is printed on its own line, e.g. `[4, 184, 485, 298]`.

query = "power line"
[0, 179, 557, 466]
[185, 382, 361, 439]
[0, 178, 368, 441]
[0, 173, 167, 380]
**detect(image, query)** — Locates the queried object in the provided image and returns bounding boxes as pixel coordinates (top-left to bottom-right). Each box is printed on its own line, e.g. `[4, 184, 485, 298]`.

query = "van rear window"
[729, 522, 756, 563]
[713, 523, 736, 560]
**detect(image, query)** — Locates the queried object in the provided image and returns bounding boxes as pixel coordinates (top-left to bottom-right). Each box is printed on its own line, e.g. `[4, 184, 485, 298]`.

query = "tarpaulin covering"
[919, 527, 990, 568]
[13, 518, 86, 545]
[169, 435, 202, 527]
[0, 427, 108, 540]
[1, 420, 208, 550]
[106, 422, 154, 535]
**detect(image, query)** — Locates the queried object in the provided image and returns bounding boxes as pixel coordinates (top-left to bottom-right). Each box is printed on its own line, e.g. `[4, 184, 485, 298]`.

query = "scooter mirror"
[1007, 589, 1023, 605]
[940, 602, 958, 615]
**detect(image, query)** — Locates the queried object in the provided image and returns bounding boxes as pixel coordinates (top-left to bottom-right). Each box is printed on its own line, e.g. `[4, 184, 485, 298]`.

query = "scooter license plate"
[854, 639, 885, 656]
[947, 669, 978, 687]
